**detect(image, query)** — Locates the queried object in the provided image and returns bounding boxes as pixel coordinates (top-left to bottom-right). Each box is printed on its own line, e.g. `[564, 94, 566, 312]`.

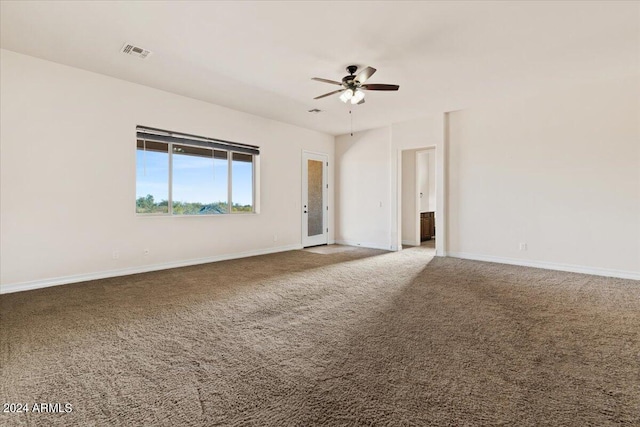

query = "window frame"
[230, 151, 256, 215]
[135, 128, 258, 217]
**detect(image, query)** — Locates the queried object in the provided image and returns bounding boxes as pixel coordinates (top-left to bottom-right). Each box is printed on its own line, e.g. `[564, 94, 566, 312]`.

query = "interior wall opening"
[400, 147, 437, 251]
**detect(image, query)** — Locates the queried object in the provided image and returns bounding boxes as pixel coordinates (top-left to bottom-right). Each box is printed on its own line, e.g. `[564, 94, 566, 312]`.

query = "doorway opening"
[400, 148, 437, 252]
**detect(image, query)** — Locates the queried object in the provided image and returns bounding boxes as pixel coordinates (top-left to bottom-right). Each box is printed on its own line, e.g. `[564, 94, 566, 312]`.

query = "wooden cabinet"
[420, 212, 435, 241]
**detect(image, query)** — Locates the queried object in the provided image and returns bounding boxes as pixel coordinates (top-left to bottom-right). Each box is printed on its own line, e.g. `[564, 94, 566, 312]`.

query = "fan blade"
[314, 89, 344, 100]
[354, 66, 376, 84]
[312, 77, 343, 86]
[357, 98, 365, 105]
[362, 84, 399, 91]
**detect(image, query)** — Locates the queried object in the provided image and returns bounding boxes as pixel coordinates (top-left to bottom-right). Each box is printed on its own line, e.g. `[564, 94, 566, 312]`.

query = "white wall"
[335, 115, 444, 253]
[417, 150, 436, 213]
[427, 150, 436, 212]
[335, 127, 391, 250]
[417, 151, 429, 213]
[0, 49, 335, 292]
[447, 74, 640, 279]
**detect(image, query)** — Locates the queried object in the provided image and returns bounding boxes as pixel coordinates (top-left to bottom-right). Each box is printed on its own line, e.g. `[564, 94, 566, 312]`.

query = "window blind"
[136, 126, 259, 156]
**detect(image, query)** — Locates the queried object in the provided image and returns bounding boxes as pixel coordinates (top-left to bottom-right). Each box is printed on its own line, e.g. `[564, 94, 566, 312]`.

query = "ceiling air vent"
[121, 43, 151, 59]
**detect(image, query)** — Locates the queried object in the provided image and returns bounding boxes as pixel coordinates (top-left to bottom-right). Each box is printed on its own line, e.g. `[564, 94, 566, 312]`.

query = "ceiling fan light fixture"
[339, 89, 354, 103]
[351, 89, 365, 104]
[312, 65, 398, 104]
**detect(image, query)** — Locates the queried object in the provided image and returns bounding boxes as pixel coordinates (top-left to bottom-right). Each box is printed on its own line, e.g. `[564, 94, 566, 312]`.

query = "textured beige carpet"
[1, 246, 639, 426]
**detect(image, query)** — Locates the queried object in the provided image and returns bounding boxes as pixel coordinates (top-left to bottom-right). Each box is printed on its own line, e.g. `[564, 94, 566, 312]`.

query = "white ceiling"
[1, 1, 639, 136]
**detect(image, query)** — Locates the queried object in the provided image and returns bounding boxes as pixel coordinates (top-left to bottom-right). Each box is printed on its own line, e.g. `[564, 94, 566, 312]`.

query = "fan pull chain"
[350, 108, 353, 136]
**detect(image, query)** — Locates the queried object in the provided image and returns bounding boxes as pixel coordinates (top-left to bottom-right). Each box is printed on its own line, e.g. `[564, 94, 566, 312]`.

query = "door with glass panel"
[302, 152, 328, 247]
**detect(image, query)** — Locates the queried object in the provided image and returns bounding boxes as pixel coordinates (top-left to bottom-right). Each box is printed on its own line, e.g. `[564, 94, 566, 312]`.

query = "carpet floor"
[1, 246, 639, 426]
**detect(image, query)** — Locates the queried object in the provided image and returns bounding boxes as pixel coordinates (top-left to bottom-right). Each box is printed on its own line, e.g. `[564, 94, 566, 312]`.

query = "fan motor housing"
[342, 75, 355, 86]
[342, 65, 359, 87]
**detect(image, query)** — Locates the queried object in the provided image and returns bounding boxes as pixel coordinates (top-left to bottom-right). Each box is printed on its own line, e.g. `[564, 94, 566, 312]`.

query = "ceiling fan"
[312, 65, 399, 105]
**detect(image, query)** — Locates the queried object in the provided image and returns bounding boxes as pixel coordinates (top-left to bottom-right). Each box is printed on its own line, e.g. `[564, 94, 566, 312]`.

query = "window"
[136, 140, 169, 214]
[231, 153, 254, 213]
[171, 145, 228, 215]
[136, 126, 258, 215]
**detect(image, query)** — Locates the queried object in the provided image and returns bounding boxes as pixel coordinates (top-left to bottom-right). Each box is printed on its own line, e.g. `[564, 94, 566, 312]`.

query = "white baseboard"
[447, 252, 640, 281]
[401, 239, 421, 246]
[334, 239, 392, 251]
[0, 244, 303, 295]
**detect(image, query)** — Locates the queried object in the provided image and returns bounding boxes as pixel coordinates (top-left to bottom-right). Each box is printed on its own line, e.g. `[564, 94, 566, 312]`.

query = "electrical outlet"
[143, 248, 150, 256]
[112, 250, 120, 260]
[519, 243, 527, 251]
[273, 234, 278, 242]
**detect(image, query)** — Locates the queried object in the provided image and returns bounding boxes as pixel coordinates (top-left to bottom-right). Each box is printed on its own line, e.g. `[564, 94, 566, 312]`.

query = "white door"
[302, 152, 328, 247]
